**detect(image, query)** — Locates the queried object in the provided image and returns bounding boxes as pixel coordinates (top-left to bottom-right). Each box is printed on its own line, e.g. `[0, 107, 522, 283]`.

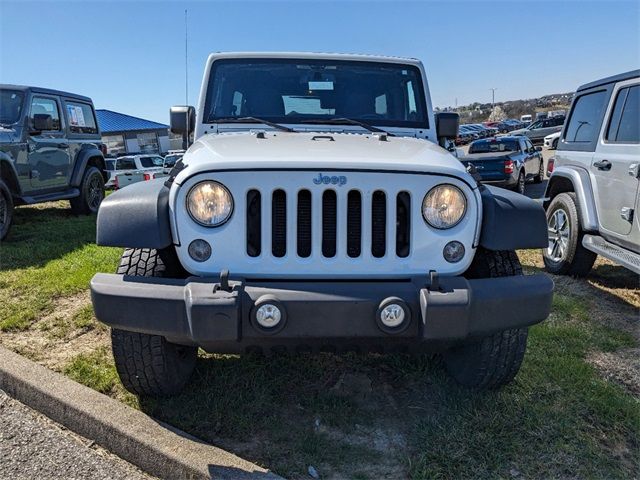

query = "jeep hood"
[175, 131, 475, 186]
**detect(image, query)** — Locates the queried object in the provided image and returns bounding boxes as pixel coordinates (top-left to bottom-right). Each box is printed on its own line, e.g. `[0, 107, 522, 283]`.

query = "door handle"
[593, 159, 611, 171]
[57, 143, 69, 149]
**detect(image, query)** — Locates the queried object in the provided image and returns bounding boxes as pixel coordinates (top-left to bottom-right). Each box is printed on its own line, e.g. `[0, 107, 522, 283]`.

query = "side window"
[564, 90, 608, 143]
[606, 85, 639, 143]
[117, 158, 136, 170]
[231, 91, 244, 116]
[519, 139, 527, 152]
[375, 94, 388, 115]
[30, 97, 61, 130]
[65, 101, 98, 134]
[525, 139, 534, 152]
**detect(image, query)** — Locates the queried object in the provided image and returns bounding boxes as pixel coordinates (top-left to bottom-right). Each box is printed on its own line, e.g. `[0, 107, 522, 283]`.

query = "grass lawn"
[1, 202, 638, 479]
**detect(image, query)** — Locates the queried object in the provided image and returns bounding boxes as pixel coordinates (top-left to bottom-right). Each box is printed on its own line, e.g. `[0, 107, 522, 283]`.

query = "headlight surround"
[186, 181, 233, 227]
[422, 184, 467, 229]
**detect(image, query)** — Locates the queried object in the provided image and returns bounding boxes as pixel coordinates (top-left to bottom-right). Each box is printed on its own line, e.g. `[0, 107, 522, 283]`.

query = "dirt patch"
[0, 292, 109, 371]
[588, 348, 640, 397]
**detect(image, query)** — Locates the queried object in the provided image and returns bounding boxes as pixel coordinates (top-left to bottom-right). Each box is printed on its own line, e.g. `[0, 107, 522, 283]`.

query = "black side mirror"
[170, 106, 195, 136]
[32, 113, 53, 132]
[435, 112, 460, 147]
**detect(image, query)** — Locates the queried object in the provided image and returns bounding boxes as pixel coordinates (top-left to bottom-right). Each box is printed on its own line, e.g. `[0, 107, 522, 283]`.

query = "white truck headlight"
[186, 181, 233, 227]
[422, 184, 466, 229]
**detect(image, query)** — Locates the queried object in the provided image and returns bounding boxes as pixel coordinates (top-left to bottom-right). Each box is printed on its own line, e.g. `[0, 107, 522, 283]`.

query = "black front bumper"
[90, 273, 553, 353]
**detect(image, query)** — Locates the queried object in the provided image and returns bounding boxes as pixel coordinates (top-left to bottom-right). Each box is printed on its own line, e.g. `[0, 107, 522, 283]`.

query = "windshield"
[204, 59, 428, 128]
[139, 156, 164, 168]
[0, 89, 25, 125]
[469, 139, 519, 153]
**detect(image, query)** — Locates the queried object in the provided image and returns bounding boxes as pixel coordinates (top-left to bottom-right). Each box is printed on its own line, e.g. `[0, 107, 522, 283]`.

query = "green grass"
[1, 202, 638, 478]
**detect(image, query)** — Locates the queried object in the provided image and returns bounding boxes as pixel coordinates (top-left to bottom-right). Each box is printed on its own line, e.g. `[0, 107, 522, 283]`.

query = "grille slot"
[322, 190, 337, 258]
[396, 192, 411, 258]
[371, 190, 386, 258]
[347, 190, 362, 258]
[246, 189, 261, 257]
[272, 189, 287, 257]
[297, 190, 312, 257]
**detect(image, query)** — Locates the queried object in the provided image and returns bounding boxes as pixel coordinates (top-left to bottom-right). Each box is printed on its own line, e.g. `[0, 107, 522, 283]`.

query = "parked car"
[91, 52, 552, 398]
[0, 85, 107, 240]
[106, 154, 165, 189]
[460, 136, 544, 194]
[163, 151, 184, 168]
[510, 115, 565, 143]
[543, 131, 561, 149]
[543, 69, 639, 277]
[520, 114, 532, 124]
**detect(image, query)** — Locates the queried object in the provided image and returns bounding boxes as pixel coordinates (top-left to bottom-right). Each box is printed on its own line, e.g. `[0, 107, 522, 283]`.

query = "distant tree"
[488, 105, 507, 122]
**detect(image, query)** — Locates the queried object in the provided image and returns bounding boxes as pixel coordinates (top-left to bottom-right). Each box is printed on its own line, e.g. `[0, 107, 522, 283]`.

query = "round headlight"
[186, 181, 233, 227]
[422, 184, 467, 229]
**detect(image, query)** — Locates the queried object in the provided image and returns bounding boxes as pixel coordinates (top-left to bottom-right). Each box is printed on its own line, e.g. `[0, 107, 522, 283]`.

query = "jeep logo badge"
[313, 173, 347, 186]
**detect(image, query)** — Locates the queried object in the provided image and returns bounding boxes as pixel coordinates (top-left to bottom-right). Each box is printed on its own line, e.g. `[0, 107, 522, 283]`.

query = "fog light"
[443, 241, 465, 263]
[255, 303, 282, 329]
[188, 239, 211, 262]
[376, 297, 411, 334]
[380, 304, 405, 328]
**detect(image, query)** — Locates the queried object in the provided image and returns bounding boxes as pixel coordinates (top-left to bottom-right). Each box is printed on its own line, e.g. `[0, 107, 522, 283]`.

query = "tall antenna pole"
[185, 9, 188, 106]
[490, 88, 497, 108]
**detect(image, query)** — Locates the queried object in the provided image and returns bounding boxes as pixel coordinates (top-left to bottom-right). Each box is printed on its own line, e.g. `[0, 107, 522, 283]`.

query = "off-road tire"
[533, 158, 544, 183]
[70, 166, 105, 215]
[552, 137, 559, 149]
[0, 179, 14, 241]
[543, 192, 596, 277]
[111, 247, 196, 397]
[443, 248, 528, 389]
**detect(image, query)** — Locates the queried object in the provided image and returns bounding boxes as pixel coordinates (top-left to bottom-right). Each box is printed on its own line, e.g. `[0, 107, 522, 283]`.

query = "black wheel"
[111, 248, 196, 397]
[443, 248, 528, 389]
[513, 170, 526, 194]
[543, 192, 596, 277]
[70, 166, 105, 215]
[533, 158, 544, 183]
[552, 138, 558, 149]
[0, 179, 14, 241]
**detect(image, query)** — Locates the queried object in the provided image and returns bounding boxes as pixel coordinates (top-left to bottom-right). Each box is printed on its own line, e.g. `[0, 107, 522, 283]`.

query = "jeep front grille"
[246, 189, 411, 259]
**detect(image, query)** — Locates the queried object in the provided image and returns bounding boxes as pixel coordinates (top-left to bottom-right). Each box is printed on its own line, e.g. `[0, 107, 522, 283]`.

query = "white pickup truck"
[105, 154, 165, 189]
[91, 52, 553, 397]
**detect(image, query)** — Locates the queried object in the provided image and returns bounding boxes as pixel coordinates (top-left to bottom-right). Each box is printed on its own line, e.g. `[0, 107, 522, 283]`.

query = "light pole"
[490, 88, 497, 108]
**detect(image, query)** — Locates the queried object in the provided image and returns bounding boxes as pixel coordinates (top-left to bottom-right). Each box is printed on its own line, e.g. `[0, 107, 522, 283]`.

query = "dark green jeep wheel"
[443, 248, 529, 389]
[70, 166, 105, 215]
[0, 178, 13, 241]
[111, 248, 196, 397]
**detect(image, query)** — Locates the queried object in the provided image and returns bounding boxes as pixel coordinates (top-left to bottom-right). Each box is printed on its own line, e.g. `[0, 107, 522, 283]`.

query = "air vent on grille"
[322, 190, 337, 258]
[396, 192, 411, 258]
[246, 190, 261, 257]
[371, 190, 386, 258]
[272, 190, 287, 257]
[297, 190, 312, 257]
[347, 190, 362, 258]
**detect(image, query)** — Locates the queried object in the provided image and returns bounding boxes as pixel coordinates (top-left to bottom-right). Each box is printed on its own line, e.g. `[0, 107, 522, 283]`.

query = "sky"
[1, 0, 638, 124]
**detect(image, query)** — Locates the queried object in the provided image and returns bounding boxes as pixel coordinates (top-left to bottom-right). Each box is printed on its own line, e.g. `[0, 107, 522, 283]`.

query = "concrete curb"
[0, 346, 282, 480]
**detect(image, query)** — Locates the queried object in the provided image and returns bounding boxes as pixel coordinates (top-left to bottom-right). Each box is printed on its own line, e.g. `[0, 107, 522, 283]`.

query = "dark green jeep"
[0, 85, 107, 240]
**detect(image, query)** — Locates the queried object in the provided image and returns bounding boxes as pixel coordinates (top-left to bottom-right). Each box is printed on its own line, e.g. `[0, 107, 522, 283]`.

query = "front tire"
[0, 179, 14, 241]
[513, 170, 526, 194]
[552, 138, 559, 149]
[70, 166, 105, 215]
[543, 192, 596, 277]
[443, 249, 529, 389]
[111, 248, 196, 397]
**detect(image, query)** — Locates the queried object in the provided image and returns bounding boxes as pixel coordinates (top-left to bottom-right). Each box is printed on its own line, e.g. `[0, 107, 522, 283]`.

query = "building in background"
[96, 109, 173, 157]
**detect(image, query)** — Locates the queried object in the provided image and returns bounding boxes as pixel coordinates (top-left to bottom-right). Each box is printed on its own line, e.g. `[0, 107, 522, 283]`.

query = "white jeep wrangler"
[91, 53, 553, 397]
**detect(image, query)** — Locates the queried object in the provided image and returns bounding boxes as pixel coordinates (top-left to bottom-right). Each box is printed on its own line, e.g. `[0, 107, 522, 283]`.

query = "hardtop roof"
[577, 70, 640, 92]
[0, 84, 93, 103]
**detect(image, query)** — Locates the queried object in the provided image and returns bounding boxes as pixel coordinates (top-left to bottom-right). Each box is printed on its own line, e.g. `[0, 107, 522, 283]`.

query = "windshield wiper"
[213, 116, 295, 133]
[301, 118, 395, 136]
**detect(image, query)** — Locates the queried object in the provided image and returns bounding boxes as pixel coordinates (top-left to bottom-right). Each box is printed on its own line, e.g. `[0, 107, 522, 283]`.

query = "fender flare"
[96, 179, 172, 249]
[543, 166, 598, 231]
[70, 146, 106, 187]
[479, 185, 548, 250]
[0, 153, 21, 196]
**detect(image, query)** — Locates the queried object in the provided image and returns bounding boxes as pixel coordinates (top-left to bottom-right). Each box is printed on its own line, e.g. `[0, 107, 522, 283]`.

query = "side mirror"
[32, 114, 53, 132]
[435, 112, 460, 147]
[170, 106, 195, 136]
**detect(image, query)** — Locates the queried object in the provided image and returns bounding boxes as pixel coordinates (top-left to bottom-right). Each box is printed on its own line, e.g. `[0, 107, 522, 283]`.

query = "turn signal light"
[547, 157, 555, 175]
[504, 160, 514, 174]
[143, 173, 153, 181]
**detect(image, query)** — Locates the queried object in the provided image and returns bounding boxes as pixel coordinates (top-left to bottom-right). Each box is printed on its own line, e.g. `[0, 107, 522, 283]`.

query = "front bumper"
[90, 273, 553, 353]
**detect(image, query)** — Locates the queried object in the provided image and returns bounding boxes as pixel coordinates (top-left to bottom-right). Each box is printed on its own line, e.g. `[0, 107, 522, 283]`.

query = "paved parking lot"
[0, 390, 150, 480]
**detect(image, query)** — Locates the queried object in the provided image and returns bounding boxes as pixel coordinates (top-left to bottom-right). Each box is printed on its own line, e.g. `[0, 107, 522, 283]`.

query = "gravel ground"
[0, 390, 151, 480]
